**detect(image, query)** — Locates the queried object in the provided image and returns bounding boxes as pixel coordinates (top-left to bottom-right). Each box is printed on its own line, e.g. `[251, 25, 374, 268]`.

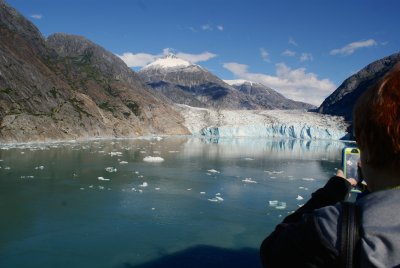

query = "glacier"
[175, 105, 349, 140]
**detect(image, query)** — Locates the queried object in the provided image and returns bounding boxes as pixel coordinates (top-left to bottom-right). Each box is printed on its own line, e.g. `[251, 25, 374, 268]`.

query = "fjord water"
[0, 137, 345, 268]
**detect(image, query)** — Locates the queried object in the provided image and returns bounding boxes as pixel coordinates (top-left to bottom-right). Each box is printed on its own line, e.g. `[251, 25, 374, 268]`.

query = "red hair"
[353, 63, 400, 168]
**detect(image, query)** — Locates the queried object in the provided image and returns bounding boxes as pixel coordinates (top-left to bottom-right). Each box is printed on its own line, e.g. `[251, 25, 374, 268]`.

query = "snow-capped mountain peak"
[142, 53, 193, 70]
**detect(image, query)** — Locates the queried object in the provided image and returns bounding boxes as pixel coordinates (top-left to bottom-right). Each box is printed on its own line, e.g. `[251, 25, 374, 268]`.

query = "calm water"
[0, 137, 347, 268]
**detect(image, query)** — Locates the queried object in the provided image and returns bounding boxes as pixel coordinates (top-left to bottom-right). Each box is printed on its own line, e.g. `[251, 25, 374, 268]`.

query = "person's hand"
[336, 169, 358, 186]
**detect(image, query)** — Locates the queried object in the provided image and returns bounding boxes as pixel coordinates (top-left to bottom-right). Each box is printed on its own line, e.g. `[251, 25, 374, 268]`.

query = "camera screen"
[345, 153, 359, 179]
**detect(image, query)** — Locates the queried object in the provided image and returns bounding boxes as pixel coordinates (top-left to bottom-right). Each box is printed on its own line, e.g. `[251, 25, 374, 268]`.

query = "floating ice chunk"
[242, 178, 257, 183]
[80, 188, 85, 190]
[207, 169, 220, 173]
[208, 198, 219, 202]
[4, 166, 10, 170]
[168, 151, 179, 153]
[89, 185, 94, 188]
[152, 208, 155, 210]
[135, 171, 139, 174]
[119, 161, 128, 164]
[21, 152, 25, 154]
[155, 187, 160, 191]
[269, 200, 279, 206]
[296, 195, 304, 200]
[98, 177, 110, 181]
[34, 166, 45, 170]
[200, 192, 206, 195]
[110, 152, 123, 157]
[215, 196, 224, 201]
[206, 173, 212, 176]
[275, 202, 287, 210]
[299, 186, 305, 189]
[105, 167, 117, 172]
[138, 189, 143, 193]
[98, 186, 105, 190]
[302, 178, 315, 181]
[187, 188, 192, 191]
[143, 156, 164, 162]
[153, 151, 161, 154]
[244, 158, 254, 161]
[270, 177, 276, 179]
[140, 151, 147, 154]
[154, 136, 163, 141]
[216, 193, 221, 196]
[139, 182, 148, 187]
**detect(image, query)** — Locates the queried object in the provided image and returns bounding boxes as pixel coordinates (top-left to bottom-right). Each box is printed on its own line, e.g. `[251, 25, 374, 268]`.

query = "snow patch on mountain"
[141, 53, 192, 70]
[175, 104, 349, 140]
[224, 79, 257, 86]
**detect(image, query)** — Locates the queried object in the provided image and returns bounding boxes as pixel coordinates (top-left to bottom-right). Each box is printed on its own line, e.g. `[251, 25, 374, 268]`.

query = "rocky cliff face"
[0, 0, 189, 143]
[318, 52, 400, 120]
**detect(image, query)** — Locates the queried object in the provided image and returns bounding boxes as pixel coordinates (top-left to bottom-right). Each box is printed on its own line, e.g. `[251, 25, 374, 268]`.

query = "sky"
[6, 0, 400, 105]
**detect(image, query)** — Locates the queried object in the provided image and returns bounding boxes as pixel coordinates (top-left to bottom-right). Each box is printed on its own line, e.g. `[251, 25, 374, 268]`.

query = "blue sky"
[7, 0, 400, 105]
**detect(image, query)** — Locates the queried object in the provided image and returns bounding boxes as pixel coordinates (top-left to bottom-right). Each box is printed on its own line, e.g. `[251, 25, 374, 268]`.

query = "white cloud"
[300, 53, 313, 62]
[117, 52, 157, 68]
[330, 39, 377, 56]
[176, 51, 216, 63]
[31, 14, 42, 20]
[223, 62, 336, 106]
[260, 48, 270, 62]
[217, 25, 224, 31]
[282, 49, 296, 57]
[289, 37, 298, 46]
[117, 49, 216, 68]
[201, 24, 212, 31]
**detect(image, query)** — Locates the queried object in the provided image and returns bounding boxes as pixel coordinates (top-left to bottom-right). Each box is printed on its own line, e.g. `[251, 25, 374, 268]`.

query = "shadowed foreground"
[121, 245, 261, 268]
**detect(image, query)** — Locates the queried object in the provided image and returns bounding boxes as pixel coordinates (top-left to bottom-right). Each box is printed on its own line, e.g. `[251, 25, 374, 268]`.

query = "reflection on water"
[0, 137, 348, 268]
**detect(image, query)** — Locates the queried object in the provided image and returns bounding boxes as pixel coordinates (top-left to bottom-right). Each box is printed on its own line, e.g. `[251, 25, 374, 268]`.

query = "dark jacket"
[260, 176, 400, 267]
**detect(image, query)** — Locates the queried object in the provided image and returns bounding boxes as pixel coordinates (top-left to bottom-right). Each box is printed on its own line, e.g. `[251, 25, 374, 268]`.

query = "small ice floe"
[206, 173, 212, 176]
[20, 176, 34, 179]
[152, 208, 155, 210]
[98, 177, 110, 181]
[244, 158, 254, 161]
[139, 182, 148, 187]
[298, 204, 304, 208]
[302, 178, 315, 181]
[207, 193, 224, 202]
[168, 151, 179, 153]
[264, 170, 284, 175]
[80, 188, 85, 190]
[110, 152, 123, 157]
[34, 166, 45, 170]
[119, 161, 128, 165]
[153, 151, 161, 154]
[270, 177, 277, 179]
[154, 136, 163, 141]
[21, 152, 25, 154]
[200, 192, 206, 195]
[296, 195, 304, 200]
[207, 169, 220, 174]
[135, 171, 140, 174]
[215, 196, 224, 201]
[143, 156, 164, 162]
[105, 167, 117, 173]
[155, 187, 160, 191]
[138, 189, 143, 193]
[98, 186, 105, 190]
[187, 188, 192, 191]
[140, 151, 147, 154]
[216, 193, 221, 196]
[242, 178, 257, 183]
[275, 202, 287, 210]
[208, 198, 219, 202]
[89, 185, 94, 189]
[269, 200, 279, 206]
[268, 200, 287, 209]
[4, 166, 11, 170]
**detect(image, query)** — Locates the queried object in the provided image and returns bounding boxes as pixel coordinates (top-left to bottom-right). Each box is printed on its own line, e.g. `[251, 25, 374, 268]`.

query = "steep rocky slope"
[318, 52, 400, 120]
[0, 0, 189, 143]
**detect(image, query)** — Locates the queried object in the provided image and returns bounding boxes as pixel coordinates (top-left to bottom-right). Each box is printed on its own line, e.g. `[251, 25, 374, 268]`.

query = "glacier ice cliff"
[175, 105, 349, 140]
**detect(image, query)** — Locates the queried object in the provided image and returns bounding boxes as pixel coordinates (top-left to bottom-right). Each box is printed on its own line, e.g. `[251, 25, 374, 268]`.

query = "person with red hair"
[260, 64, 400, 267]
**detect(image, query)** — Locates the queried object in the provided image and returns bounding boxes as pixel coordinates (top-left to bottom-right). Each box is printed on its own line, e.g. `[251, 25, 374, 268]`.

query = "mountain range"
[138, 54, 314, 110]
[0, 0, 399, 143]
[0, 0, 189, 143]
